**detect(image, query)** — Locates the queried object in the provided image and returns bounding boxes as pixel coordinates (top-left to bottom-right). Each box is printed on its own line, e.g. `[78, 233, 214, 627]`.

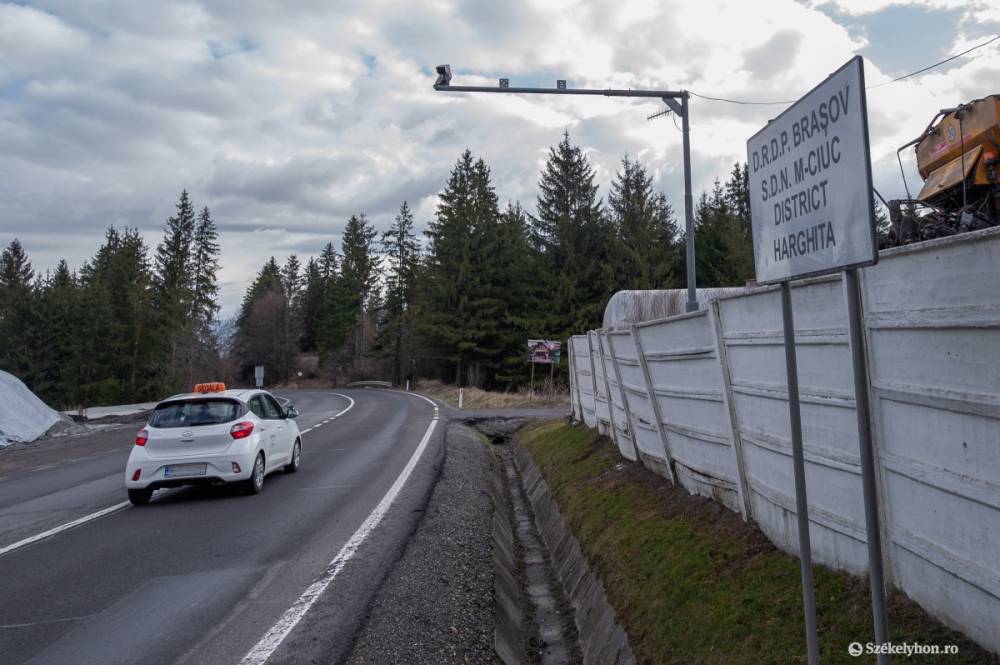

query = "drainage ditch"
[470, 416, 634, 664]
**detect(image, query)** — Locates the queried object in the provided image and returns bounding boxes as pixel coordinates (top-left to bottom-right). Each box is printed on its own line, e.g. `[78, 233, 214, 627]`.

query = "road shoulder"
[345, 421, 495, 664]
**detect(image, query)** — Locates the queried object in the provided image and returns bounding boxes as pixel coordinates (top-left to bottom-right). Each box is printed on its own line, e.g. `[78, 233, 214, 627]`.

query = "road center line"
[0, 393, 356, 559]
[240, 391, 439, 665]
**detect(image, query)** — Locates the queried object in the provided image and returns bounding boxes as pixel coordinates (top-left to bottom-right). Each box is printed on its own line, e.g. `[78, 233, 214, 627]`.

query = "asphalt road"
[0, 388, 444, 665]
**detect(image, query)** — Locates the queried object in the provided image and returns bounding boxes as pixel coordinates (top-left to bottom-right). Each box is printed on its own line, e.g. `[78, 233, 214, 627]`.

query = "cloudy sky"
[2, 0, 998, 315]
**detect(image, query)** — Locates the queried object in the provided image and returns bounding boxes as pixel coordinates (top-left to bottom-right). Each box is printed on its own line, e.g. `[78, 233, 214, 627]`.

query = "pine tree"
[186, 206, 222, 385]
[299, 258, 325, 352]
[608, 155, 680, 290]
[235, 257, 297, 383]
[380, 201, 420, 385]
[76, 227, 157, 403]
[419, 150, 481, 384]
[191, 206, 221, 329]
[32, 261, 81, 407]
[331, 214, 381, 366]
[531, 131, 615, 341]
[689, 178, 754, 288]
[0, 239, 37, 383]
[280, 254, 303, 377]
[318, 242, 338, 281]
[152, 190, 197, 390]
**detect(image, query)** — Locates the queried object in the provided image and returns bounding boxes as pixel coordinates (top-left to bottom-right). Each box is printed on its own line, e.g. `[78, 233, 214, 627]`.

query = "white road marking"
[0, 502, 129, 558]
[0, 393, 356, 559]
[240, 392, 439, 665]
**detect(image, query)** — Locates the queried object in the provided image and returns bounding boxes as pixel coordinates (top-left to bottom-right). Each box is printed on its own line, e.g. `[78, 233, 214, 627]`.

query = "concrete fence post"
[709, 298, 754, 522]
[855, 268, 895, 587]
[630, 324, 678, 485]
[586, 332, 601, 424]
[568, 337, 582, 422]
[595, 330, 624, 454]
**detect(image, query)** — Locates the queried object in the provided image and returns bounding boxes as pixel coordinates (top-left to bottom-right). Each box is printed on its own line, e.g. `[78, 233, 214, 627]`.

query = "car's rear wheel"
[284, 439, 301, 473]
[245, 452, 265, 495]
[128, 488, 152, 505]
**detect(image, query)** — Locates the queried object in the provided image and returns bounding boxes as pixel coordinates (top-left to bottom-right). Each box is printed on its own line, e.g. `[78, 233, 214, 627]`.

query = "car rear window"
[149, 399, 243, 428]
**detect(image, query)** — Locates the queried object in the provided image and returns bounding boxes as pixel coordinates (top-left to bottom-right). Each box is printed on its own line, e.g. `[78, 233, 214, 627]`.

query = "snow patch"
[0, 370, 63, 447]
[62, 402, 157, 420]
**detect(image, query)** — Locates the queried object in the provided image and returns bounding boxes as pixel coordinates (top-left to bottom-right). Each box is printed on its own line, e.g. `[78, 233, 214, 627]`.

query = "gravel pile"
[346, 422, 495, 664]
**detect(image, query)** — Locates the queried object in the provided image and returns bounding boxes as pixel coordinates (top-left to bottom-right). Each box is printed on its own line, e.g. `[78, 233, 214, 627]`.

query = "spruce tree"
[152, 190, 197, 389]
[299, 258, 325, 352]
[235, 257, 297, 383]
[532, 131, 615, 341]
[380, 201, 420, 385]
[32, 261, 81, 407]
[608, 155, 679, 290]
[280, 254, 303, 376]
[689, 178, 754, 288]
[333, 214, 381, 365]
[0, 239, 36, 384]
[420, 150, 480, 384]
[191, 206, 221, 330]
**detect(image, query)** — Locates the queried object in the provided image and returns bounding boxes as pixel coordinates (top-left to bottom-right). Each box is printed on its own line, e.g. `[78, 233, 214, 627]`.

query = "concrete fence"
[567, 226, 1000, 654]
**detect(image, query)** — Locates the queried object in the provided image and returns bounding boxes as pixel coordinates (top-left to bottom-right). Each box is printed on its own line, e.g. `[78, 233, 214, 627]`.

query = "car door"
[248, 396, 275, 460]
[262, 394, 293, 464]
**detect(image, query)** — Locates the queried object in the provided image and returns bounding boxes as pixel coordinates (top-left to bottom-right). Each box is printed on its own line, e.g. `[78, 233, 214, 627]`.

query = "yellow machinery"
[887, 95, 1000, 245]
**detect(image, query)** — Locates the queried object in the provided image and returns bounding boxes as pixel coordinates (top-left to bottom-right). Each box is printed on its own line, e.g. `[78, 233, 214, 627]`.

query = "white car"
[124, 385, 302, 505]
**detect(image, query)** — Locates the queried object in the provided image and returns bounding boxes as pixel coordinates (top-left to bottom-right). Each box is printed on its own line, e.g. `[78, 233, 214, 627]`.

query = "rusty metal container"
[916, 96, 1000, 179]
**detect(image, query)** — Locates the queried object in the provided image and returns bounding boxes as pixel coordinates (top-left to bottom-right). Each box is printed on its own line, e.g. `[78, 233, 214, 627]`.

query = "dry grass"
[415, 379, 569, 410]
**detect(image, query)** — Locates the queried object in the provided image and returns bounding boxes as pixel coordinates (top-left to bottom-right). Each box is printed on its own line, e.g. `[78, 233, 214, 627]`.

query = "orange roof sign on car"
[193, 382, 226, 393]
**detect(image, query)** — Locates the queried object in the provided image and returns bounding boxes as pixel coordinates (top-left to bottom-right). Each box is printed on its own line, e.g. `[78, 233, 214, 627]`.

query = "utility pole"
[433, 65, 699, 313]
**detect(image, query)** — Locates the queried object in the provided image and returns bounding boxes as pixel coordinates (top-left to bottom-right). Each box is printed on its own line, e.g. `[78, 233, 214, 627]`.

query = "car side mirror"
[285, 405, 299, 419]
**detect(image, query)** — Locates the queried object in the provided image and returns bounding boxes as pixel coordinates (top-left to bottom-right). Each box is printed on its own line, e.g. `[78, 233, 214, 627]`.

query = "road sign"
[527, 340, 561, 364]
[254, 365, 264, 388]
[747, 56, 877, 285]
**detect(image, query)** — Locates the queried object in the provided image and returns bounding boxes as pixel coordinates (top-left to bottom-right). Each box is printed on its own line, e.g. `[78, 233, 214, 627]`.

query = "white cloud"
[1, 0, 997, 315]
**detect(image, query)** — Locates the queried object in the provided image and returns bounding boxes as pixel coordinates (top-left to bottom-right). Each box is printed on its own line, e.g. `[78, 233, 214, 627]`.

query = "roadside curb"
[512, 441, 636, 665]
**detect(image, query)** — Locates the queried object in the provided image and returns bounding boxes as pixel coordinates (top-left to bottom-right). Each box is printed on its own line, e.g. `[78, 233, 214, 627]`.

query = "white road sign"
[746, 56, 877, 284]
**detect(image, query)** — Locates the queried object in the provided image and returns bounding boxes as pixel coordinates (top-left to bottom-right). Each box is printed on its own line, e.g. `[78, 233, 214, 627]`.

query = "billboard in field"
[527, 340, 561, 364]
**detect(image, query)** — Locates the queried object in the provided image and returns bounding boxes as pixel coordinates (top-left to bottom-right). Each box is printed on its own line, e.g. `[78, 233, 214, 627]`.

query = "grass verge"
[415, 379, 569, 410]
[517, 420, 998, 665]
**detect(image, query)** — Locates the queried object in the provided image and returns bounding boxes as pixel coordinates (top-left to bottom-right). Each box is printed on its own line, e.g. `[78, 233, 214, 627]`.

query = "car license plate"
[164, 464, 207, 478]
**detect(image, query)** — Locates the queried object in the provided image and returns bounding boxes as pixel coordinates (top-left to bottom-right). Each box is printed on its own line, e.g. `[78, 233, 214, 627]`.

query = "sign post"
[527, 340, 561, 397]
[747, 56, 887, 665]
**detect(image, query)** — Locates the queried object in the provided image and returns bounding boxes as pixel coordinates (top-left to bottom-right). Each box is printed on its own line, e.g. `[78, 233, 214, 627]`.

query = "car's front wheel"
[284, 439, 301, 473]
[245, 452, 265, 495]
[128, 488, 152, 505]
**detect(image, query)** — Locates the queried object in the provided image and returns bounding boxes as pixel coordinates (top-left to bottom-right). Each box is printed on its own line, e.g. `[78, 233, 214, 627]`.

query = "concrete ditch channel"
[469, 417, 635, 665]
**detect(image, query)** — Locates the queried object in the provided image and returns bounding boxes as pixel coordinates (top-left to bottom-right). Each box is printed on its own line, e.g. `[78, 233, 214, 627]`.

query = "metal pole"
[781, 281, 821, 665]
[682, 92, 697, 313]
[844, 268, 891, 663]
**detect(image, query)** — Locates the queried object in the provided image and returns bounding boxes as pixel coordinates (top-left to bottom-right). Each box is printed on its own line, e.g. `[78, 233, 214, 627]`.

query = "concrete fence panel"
[600, 331, 639, 461]
[567, 227, 1000, 654]
[860, 229, 1000, 650]
[716, 276, 872, 574]
[588, 331, 613, 439]
[632, 311, 743, 513]
[606, 329, 669, 474]
[573, 334, 597, 429]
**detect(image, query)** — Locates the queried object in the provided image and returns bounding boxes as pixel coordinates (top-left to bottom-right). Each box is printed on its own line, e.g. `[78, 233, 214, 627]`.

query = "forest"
[0, 132, 788, 408]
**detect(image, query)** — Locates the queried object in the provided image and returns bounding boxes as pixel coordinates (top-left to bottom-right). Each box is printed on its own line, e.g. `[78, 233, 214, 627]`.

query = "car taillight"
[230, 421, 254, 439]
[132, 469, 141, 481]
[135, 429, 148, 446]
